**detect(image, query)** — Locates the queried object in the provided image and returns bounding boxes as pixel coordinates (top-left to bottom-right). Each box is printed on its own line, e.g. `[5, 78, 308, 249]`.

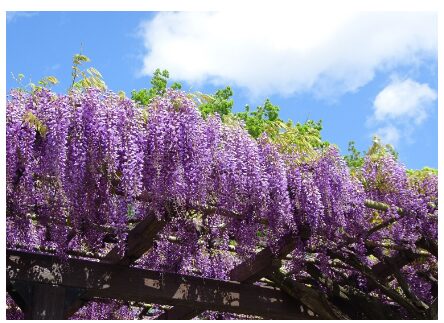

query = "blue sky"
[6, 11, 438, 169]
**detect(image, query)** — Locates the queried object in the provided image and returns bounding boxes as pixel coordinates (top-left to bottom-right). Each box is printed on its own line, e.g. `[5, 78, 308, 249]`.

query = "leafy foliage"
[6, 64, 437, 320]
[70, 53, 107, 91]
[131, 69, 182, 106]
[23, 111, 48, 138]
[407, 166, 438, 177]
[11, 73, 59, 93]
[196, 86, 234, 118]
[407, 167, 438, 200]
[345, 137, 399, 170]
[236, 99, 280, 138]
[132, 69, 328, 157]
[37, 75, 59, 88]
[344, 141, 365, 169]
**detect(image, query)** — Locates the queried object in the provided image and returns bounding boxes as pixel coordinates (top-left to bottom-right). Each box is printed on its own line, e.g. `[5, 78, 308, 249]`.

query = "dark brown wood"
[7, 280, 32, 316]
[28, 284, 66, 319]
[230, 233, 296, 283]
[64, 208, 168, 317]
[7, 249, 308, 319]
[305, 263, 402, 319]
[428, 297, 438, 319]
[157, 306, 202, 320]
[327, 250, 425, 319]
[268, 269, 344, 319]
[416, 237, 438, 258]
[157, 232, 297, 319]
[8, 281, 69, 319]
[371, 249, 420, 281]
[102, 210, 167, 265]
[8, 277, 79, 319]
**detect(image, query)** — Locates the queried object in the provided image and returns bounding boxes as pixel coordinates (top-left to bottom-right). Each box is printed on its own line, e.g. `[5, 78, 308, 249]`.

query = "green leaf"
[127, 204, 135, 218]
[87, 67, 103, 78]
[46, 76, 59, 85]
[73, 54, 91, 65]
[23, 111, 48, 137]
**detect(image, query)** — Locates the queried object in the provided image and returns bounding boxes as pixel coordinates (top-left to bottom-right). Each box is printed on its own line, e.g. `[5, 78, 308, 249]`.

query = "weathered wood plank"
[156, 306, 201, 320]
[64, 208, 168, 317]
[371, 249, 419, 281]
[157, 232, 299, 319]
[7, 280, 32, 316]
[7, 249, 307, 319]
[102, 210, 167, 265]
[229, 232, 296, 283]
[28, 284, 66, 319]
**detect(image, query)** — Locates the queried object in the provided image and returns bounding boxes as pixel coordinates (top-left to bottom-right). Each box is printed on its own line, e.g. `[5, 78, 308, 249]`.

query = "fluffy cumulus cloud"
[374, 125, 401, 146]
[373, 78, 437, 124]
[371, 78, 437, 146]
[138, 11, 436, 97]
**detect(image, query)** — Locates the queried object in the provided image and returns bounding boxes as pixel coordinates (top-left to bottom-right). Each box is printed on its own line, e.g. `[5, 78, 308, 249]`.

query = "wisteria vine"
[6, 88, 437, 319]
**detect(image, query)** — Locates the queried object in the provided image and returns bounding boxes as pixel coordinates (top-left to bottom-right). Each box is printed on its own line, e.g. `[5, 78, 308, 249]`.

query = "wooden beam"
[416, 237, 438, 259]
[64, 207, 168, 317]
[157, 232, 298, 319]
[7, 280, 85, 320]
[157, 306, 202, 320]
[326, 250, 425, 318]
[28, 284, 66, 319]
[229, 233, 296, 283]
[7, 280, 32, 316]
[101, 209, 167, 265]
[7, 249, 308, 319]
[268, 269, 344, 319]
[371, 249, 419, 281]
[304, 263, 401, 319]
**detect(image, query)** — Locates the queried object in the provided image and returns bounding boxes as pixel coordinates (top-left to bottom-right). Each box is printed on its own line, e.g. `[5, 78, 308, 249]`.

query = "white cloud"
[373, 78, 437, 124]
[374, 125, 401, 146]
[370, 78, 437, 147]
[138, 11, 436, 98]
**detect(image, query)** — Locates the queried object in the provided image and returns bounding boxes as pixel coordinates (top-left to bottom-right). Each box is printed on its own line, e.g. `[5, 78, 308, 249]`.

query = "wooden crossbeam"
[371, 249, 419, 281]
[7, 249, 308, 319]
[9, 198, 429, 319]
[416, 237, 438, 258]
[268, 269, 343, 319]
[229, 232, 296, 282]
[157, 232, 299, 319]
[29, 284, 66, 319]
[63, 201, 242, 318]
[63, 208, 168, 317]
[304, 264, 403, 319]
[101, 209, 167, 265]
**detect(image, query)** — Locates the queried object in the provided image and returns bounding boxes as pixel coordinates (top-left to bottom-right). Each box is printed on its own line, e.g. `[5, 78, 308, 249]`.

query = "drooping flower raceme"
[6, 88, 437, 320]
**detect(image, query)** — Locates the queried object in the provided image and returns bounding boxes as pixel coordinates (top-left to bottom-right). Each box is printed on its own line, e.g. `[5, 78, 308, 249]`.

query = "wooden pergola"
[6, 201, 437, 319]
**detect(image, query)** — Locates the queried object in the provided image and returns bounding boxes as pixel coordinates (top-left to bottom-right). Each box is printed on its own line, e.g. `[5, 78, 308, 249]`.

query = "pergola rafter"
[7, 200, 308, 320]
[6, 199, 436, 320]
[7, 249, 310, 319]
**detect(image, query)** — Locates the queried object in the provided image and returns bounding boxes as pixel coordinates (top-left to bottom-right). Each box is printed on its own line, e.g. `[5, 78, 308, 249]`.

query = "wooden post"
[27, 284, 66, 319]
[8, 280, 85, 320]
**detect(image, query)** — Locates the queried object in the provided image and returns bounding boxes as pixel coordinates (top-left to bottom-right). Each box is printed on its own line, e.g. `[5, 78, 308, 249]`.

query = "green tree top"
[131, 69, 182, 106]
[344, 137, 399, 170]
[198, 86, 234, 118]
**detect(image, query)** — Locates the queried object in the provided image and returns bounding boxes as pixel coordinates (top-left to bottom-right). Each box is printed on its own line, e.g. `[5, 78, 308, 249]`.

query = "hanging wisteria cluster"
[6, 88, 437, 319]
